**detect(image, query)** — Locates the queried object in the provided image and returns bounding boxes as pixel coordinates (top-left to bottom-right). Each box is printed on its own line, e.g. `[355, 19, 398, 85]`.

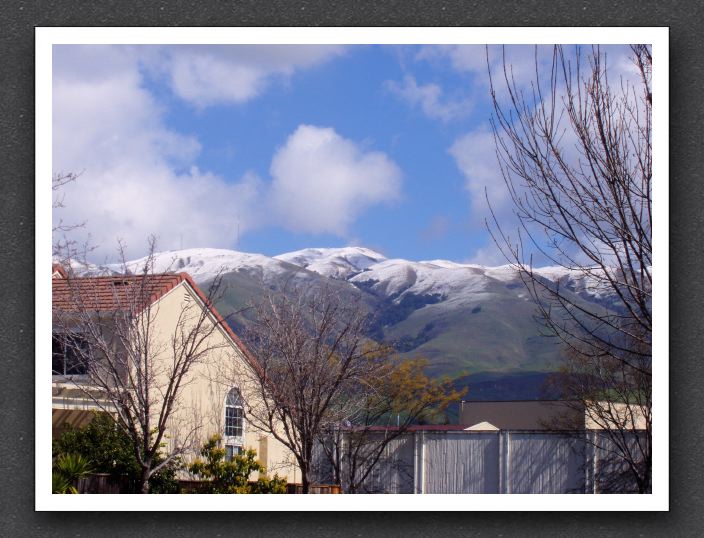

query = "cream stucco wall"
[132, 281, 298, 483]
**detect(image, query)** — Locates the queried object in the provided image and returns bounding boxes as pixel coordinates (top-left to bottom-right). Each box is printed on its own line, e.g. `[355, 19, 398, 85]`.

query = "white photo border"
[36, 26, 669, 511]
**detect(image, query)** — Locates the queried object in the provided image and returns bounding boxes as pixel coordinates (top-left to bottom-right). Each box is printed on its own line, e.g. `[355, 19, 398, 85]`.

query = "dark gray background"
[1, 1, 701, 536]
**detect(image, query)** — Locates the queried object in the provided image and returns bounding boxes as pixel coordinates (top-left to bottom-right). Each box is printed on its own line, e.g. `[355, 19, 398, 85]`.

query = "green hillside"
[204, 262, 611, 402]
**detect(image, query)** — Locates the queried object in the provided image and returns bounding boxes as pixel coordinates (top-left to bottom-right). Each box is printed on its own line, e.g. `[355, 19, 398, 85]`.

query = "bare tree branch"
[487, 44, 652, 492]
[53, 237, 234, 493]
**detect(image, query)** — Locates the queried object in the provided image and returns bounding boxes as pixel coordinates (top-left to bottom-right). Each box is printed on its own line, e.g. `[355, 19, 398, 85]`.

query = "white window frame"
[224, 387, 245, 456]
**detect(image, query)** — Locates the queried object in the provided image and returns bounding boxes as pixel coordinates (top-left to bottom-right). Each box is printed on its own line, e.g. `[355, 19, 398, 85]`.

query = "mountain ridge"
[63, 246, 616, 400]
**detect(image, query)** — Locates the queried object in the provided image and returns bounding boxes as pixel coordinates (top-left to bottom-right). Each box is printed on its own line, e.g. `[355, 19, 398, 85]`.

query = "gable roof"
[51, 269, 262, 373]
[464, 421, 499, 431]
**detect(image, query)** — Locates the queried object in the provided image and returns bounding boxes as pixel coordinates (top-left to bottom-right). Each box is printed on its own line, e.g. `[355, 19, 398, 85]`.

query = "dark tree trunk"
[140, 466, 151, 494]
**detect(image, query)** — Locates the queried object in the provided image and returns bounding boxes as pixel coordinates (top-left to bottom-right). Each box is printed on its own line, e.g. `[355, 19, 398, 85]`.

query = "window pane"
[225, 445, 242, 461]
[52, 336, 65, 375]
[225, 402, 244, 437]
[226, 388, 242, 406]
[52, 334, 89, 376]
[65, 339, 88, 375]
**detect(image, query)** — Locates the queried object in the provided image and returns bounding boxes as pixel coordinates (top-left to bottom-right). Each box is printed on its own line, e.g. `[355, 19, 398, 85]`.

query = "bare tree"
[320, 357, 464, 493]
[52, 237, 232, 493]
[52, 171, 93, 264]
[239, 283, 394, 493]
[487, 45, 652, 492]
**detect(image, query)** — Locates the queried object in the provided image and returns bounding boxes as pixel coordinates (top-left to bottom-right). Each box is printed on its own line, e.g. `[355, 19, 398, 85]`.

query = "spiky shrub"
[52, 472, 77, 494]
[52, 453, 93, 494]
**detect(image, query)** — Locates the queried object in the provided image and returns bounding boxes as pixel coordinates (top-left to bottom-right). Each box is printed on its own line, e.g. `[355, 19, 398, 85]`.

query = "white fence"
[313, 430, 641, 494]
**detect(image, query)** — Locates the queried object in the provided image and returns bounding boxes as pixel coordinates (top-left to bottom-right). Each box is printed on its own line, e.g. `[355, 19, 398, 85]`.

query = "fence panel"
[506, 432, 586, 493]
[354, 435, 415, 494]
[424, 432, 500, 493]
[315, 428, 642, 494]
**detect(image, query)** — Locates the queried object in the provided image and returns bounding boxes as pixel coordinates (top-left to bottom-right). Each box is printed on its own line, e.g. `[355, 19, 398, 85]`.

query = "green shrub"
[188, 435, 286, 494]
[53, 413, 180, 493]
[52, 453, 93, 493]
[52, 472, 76, 494]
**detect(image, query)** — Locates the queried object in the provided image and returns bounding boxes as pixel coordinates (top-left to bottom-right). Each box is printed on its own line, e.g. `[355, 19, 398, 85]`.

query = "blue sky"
[52, 44, 636, 264]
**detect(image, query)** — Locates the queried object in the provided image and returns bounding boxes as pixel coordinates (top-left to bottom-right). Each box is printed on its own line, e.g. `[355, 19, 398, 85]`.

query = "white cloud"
[269, 125, 402, 235]
[448, 128, 508, 214]
[52, 46, 396, 261]
[465, 243, 510, 266]
[416, 44, 552, 87]
[385, 75, 472, 122]
[154, 45, 346, 107]
[447, 44, 648, 266]
[416, 45, 489, 75]
[52, 45, 264, 261]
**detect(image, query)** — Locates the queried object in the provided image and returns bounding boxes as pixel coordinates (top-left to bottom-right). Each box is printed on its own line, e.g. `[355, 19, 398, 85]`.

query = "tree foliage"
[52, 453, 93, 494]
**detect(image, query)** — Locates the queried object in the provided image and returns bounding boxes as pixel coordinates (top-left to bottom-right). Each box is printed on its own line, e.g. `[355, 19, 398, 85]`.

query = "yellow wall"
[141, 281, 298, 482]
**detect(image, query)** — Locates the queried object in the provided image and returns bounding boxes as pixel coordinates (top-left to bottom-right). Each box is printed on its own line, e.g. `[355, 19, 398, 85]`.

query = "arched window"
[224, 387, 245, 441]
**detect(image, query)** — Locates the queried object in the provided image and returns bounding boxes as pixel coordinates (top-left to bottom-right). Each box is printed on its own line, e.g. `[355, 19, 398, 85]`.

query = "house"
[459, 400, 583, 430]
[51, 266, 298, 483]
[459, 400, 648, 431]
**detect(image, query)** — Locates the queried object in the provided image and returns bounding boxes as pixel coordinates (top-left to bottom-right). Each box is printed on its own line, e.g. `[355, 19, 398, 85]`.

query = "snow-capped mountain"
[118, 248, 299, 284]
[65, 246, 605, 304]
[65, 246, 621, 397]
[350, 259, 509, 307]
[274, 246, 387, 280]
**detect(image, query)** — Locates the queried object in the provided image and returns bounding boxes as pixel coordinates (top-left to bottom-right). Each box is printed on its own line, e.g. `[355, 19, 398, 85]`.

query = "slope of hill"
[69, 246, 617, 400]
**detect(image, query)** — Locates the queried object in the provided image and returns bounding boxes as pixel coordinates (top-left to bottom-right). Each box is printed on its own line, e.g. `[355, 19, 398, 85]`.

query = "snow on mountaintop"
[350, 259, 502, 305]
[118, 248, 296, 284]
[53, 256, 121, 277]
[64, 245, 608, 303]
[274, 247, 387, 279]
[347, 258, 610, 307]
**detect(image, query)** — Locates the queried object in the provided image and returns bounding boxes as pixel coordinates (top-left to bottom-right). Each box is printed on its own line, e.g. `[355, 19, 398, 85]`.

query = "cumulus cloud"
[269, 125, 402, 235]
[152, 45, 346, 107]
[445, 44, 646, 265]
[448, 128, 508, 215]
[384, 75, 472, 122]
[415, 45, 489, 75]
[417, 44, 641, 102]
[53, 45, 264, 261]
[52, 46, 396, 261]
[465, 243, 510, 266]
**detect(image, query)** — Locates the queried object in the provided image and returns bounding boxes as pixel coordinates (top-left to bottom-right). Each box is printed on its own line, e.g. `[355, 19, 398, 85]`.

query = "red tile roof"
[51, 269, 262, 373]
[52, 273, 185, 312]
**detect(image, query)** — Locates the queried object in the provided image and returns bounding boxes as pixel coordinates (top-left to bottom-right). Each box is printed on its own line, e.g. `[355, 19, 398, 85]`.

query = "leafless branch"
[53, 237, 234, 493]
[487, 44, 652, 492]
